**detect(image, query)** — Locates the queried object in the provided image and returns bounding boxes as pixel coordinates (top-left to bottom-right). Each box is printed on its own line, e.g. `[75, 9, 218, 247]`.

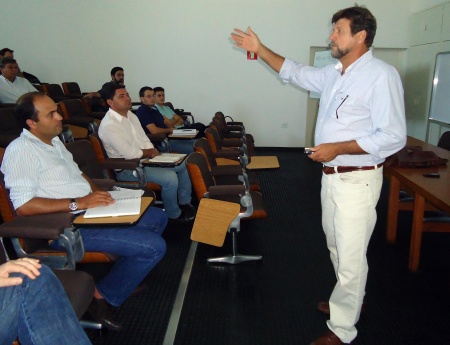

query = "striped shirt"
[1, 129, 91, 210]
[279, 50, 406, 167]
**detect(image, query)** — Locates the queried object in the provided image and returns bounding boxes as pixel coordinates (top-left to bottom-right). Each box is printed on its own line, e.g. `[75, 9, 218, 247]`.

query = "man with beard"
[231, 5, 406, 345]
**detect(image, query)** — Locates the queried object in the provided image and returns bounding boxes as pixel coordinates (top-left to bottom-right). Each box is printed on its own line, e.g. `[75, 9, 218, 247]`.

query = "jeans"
[0, 265, 92, 345]
[51, 207, 167, 307]
[117, 161, 192, 219]
[166, 139, 195, 154]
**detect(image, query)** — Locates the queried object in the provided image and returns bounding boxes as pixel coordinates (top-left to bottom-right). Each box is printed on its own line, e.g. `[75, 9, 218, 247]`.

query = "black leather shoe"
[88, 298, 123, 331]
[169, 209, 195, 223]
[180, 203, 197, 217]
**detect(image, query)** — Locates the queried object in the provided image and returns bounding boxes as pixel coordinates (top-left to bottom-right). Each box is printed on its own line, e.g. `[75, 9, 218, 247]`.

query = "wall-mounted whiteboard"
[429, 52, 450, 124]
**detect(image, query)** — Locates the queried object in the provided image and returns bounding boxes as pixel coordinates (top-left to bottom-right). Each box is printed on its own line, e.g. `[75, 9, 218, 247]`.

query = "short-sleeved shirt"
[136, 104, 168, 134]
[155, 104, 176, 120]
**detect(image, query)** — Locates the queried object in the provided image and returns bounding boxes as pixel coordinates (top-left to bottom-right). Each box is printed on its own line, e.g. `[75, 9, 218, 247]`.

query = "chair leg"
[207, 228, 262, 264]
[80, 320, 103, 330]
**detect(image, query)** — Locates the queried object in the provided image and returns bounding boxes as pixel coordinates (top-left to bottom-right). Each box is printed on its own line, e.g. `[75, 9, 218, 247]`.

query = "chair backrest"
[0, 171, 16, 223]
[42, 83, 65, 97]
[65, 140, 105, 179]
[437, 131, 450, 151]
[186, 152, 216, 201]
[89, 133, 109, 164]
[59, 99, 88, 120]
[33, 84, 44, 93]
[61, 82, 82, 97]
[204, 127, 222, 153]
[193, 138, 217, 170]
[0, 239, 7, 264]
[0, 107, 21, 136]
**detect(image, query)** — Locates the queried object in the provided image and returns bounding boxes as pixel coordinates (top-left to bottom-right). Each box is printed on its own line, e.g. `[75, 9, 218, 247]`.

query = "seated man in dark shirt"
[136, 86, 194, 154]
[83, 66, 125, 111]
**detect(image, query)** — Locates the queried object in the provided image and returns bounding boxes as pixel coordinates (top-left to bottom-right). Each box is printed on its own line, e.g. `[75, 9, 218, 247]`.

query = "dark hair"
[15, 92, 44, 130]
[139, 86, 153, 98]
[110, 66, 123, 76]
[332, 5, 377, 48]
[0, 57, 17, 68]
[0, 48, 14, 57]
[103, 83, 126, 101]
[153, 86, 164, 94]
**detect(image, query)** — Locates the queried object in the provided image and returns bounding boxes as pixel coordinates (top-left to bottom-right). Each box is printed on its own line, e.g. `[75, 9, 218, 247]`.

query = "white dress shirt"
[1, 129, 91, 210]
[0, 75, 37, 103]
[98, 108, 154, 160]
[279, 50, 406, 167]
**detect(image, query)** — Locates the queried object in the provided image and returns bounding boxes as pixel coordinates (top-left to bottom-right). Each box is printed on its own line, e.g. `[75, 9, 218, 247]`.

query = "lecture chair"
[0, 107, 21, 147]
[61, 82, 85, 98]
[210, 118, 256, 155]
[164, 101, 195, 125]
[41, 83, 70, 102]
[186, 152, 266, 264]
[213, 111, 255, 145]
[0, 238, 100, 338]
[88, 133, 162, 195]
[193, 138, 261, 192]
[0, 149, 119, 266]
[204, 126, 253, 162]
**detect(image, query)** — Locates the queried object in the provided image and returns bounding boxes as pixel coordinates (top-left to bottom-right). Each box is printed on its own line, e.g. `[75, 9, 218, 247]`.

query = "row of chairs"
[184, 112, 269, 264]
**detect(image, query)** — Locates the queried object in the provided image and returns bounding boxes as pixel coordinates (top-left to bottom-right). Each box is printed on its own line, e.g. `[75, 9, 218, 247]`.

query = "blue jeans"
[0, 265, 91, 345]
[51, 207, 167, 307]
[167, 139, 195, 154]
[117, 161, 192, 219]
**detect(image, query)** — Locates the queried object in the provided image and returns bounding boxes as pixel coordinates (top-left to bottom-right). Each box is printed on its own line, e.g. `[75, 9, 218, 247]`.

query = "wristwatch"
[68, 198, 78, 211]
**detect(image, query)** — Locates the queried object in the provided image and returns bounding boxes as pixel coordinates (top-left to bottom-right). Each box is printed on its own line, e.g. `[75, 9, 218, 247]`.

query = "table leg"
[387, 175, 401, 243]
[409, 193, 426, 272]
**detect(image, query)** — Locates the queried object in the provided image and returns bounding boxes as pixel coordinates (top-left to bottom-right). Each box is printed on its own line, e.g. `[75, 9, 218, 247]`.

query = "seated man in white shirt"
[98, 83, 195, 223]
[0, 58, 37, 103]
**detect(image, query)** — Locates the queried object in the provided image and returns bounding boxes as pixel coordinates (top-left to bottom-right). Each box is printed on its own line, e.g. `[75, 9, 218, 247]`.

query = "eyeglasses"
[336, 95, 348, 119]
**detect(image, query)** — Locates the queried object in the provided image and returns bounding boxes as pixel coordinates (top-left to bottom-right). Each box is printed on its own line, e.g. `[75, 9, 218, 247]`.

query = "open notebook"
[83, 189, 143, 218]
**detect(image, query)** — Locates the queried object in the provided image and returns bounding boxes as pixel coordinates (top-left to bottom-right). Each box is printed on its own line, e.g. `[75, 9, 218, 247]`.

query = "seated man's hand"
[148, 148, 160, 158]
[78, 191, 115, 209]
[0, 258, 42, 288]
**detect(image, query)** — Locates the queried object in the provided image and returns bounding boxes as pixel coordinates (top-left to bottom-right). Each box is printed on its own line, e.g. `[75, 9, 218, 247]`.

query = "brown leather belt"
[322, 163, 383, 175]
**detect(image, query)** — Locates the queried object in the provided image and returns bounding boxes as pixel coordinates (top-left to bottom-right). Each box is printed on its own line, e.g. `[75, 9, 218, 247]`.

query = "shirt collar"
[21, 128, 60, 147]
[107, 108, 132, 122]
[335, 49, 373, 75]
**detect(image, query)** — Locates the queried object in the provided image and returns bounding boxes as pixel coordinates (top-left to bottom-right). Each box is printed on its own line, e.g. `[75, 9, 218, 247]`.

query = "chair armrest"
[91, 178, 116, 191]
[100, 158, 139, 170]
[214, 150, 242, 160]
[208, 185, 245, 197]
[226, 125, 245, 131]
[0, 213, 75, 239]
[146, 133, 167, 143]
[210, 165, 243, 176]
[227, 121, 244, 126]
[222, 138, 243, 148]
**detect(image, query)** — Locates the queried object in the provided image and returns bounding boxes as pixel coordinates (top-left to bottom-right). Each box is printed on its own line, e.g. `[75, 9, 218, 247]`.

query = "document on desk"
[172, 129, 197, 136]
[145, 153, 187, 164]
[83, 189, 143, 218]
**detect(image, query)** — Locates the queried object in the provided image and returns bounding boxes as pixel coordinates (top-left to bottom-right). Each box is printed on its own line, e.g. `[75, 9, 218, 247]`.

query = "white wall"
[1, 0, 413, 147]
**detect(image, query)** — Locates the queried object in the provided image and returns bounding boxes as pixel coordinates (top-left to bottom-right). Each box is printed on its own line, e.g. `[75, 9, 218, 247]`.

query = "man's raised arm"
[231, 27, 285, 73]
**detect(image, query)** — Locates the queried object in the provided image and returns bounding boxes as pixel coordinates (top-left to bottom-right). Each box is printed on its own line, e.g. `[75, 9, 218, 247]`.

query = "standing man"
[232, 5, 406, 345]
[98, 84, 195, 222]
[1, 92, 168, 331]
[0, 57, 37, 103]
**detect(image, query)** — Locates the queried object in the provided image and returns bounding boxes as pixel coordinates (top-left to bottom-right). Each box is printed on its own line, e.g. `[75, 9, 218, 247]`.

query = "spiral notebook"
[83, 189, 143, 218]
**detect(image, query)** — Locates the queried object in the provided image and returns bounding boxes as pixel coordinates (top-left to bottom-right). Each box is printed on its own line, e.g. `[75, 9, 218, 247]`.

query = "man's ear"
[26, 118, 37, 129]
[357, 30, 367, 44]
[106, 98, 113, 108]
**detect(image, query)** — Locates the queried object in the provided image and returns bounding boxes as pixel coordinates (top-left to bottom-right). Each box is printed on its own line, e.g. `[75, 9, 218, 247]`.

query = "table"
[386, 136, 450, 271]
[73, 197, 153, 226]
